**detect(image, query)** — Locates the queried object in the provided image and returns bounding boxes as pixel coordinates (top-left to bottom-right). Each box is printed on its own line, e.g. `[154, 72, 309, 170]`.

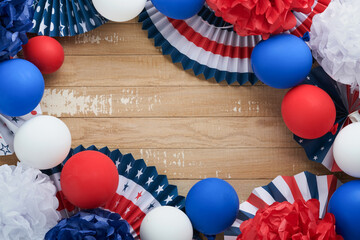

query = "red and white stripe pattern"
[224, 171, 341, 240]
[140, 0, 331, 85]
[44, 146, 186, 240]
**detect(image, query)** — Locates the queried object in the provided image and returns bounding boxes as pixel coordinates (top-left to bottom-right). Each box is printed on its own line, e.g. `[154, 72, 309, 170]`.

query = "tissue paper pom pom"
[310, 0, 360, 88]
[45, 209, 134, 240]
[237, 199, 343, 240]
[0, 0, 34, 62]
[0, 164, 60, 240]
[206, 0, 314, 38]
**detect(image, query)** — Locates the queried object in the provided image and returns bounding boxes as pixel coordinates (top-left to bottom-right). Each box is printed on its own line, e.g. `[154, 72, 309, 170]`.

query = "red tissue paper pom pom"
[206, 0, 314, 39]
[237, 199, 343, 240]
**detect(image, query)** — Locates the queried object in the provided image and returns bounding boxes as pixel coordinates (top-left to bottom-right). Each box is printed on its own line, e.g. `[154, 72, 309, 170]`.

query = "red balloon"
[22, 36, 64, 74]
[60, 151, 119, 209]
[281, 84, 336, 139]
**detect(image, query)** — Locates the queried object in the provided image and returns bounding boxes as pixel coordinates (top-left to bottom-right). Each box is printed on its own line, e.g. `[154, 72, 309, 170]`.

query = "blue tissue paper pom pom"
[0, 0, 34, 62]
[45, 209, 134, 240]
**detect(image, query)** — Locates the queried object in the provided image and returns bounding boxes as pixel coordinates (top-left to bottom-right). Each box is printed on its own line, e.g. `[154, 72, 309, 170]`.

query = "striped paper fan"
[224, 171, 341, 240]
[42, 145, 185, 239]
[139, 0, 331, 85]
[30, 0, 106, 37]
[0, 105, 41, 156]
[295, 67, 360, 172]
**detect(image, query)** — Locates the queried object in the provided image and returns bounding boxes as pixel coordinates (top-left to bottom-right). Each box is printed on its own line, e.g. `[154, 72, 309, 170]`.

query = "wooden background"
[1, 19, 347, 239]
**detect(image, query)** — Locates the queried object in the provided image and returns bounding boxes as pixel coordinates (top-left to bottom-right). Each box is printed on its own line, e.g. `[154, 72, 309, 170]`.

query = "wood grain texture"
[60, 117, 300, 148]
[41, 86, 285, 117]
[2, 20, 340, 240]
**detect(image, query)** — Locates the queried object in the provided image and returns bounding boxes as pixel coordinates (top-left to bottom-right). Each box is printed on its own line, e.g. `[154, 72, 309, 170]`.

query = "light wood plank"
[61, 117, 299, 148]
[55, 23, 160, 56]
[41, 86, 285, 117]
[43, 55, 258, 87]
[44, 56, 227, 87]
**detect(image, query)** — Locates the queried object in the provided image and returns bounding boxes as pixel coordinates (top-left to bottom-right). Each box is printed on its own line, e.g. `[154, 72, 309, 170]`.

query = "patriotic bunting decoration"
[0, 105, 41, 156]
[139, 0, 331, 85]
[224, 171, 341, 240]
[30, 0, 106, 37]
[295, 67, 360, 172]
[42, 145, 186, 239]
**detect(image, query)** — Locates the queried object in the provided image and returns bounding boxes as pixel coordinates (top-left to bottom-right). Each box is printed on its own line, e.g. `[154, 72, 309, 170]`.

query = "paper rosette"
[139, 0, 331, 85]
[0, 105, 41, 156]
[30, 0, 106, 37]
[42, 145, 186, 239]
[224, 171, 341, 240]
[295, 67, 360, 172]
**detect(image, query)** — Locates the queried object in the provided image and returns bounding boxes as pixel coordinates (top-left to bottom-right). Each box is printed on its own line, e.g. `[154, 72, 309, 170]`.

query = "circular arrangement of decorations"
[30, 0, 107, 37]
[1, 0, 360, 239]
[42, 145, 186, 239]
[294, 67, 360, 172]
[0, 163, 60, 240]
[224, 171, 341, 239]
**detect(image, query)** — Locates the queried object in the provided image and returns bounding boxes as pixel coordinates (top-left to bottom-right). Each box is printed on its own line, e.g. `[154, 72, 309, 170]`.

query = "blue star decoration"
[147, 203, 155, 211]
[123, 182, 129, 192]
[0, 143, 11, 155]
[11, 117, 18, 123]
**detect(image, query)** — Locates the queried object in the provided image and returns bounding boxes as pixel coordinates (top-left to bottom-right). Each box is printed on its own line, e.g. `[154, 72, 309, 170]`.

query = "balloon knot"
[301, 32, 310, 42]
[330, 123, 339, 135]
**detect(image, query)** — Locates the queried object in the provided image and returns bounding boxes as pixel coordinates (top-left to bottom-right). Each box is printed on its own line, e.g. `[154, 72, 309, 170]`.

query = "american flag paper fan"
[0, 105, 41, 156]
[42, 145, 186, 239]
[139, 0, 331, 85]
[295, 67, 360, 172]
[30, 0, 106, 37]
[224, 171, 341, 240]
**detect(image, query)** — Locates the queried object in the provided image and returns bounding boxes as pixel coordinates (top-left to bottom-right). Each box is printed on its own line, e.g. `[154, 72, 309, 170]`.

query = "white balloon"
[140, 206, 193, 240]
[92, 0, 146, 22]
[333, 122, 360, 177]
[14, 115, 71, 170]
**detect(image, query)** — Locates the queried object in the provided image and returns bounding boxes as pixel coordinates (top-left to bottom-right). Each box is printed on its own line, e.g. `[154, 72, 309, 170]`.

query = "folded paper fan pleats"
[42, 145, 185, 239]
[30, 0, 106, 37]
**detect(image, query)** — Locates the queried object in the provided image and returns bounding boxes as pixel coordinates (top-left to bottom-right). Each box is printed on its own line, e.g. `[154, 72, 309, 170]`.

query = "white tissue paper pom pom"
[309, 0, 360, 89]
[0, 164, 60, 240]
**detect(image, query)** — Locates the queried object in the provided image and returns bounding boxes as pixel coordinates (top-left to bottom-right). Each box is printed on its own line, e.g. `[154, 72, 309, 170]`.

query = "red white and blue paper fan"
[139, 0, 331, 85]
[224, 171, 341, 240]
[30, 0, 106, 37]
[42, 145, 186, 239]
[0, 105, 41, 156]
[295, 67, 360, 172]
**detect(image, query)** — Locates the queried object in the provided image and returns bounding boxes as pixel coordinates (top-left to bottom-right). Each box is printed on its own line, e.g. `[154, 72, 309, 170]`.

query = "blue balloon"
[251, 34, 312, 89]
[0, 59, 44, 116]
[185, 178, 239, 236]
[151, 0, 205, 20]
[328, 180, 360, 240]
